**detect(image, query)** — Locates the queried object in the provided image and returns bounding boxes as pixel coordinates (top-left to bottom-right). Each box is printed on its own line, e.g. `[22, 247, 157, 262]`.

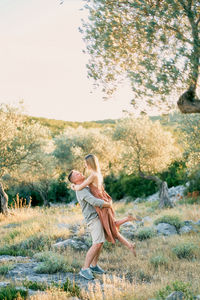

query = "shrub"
[136, 227, 156, 241]
[0, 263, 14, 276]
[34, 251, 74, 274]
[23, 280, 48, 291]
[0, 245, 32, 257]
[150, 254, 168, 269]
[154, 215, 183, 230]
[0, 285, 27, 300]
[104, 173, 157, 200]
[20, 235, 52, 251]
[156, 280, 194, 299]
[159, 161, 187, 188]
[62, 278, 81, 297]
[172, 243, 197, 260]
[136, 270, 152, 283]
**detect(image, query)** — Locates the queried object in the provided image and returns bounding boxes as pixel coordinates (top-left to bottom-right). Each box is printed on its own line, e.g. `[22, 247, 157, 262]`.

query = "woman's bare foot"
[128, 213, 142, 222]
[129, 243, 137, 257]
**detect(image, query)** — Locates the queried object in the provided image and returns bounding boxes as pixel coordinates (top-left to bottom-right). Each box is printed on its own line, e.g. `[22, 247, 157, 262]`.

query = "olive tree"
[0, 104, 50, 214]
[113, 117, 182, 207]
[81, 0, 200, 113]
[53, 126, 121, 176]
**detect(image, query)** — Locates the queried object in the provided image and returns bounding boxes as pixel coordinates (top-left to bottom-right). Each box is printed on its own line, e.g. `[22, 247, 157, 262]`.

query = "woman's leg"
[116, 232, 136, 257]
[115, 214, 138, 229]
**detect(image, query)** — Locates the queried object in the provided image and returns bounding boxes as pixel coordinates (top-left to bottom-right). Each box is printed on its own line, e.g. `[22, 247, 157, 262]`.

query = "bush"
[185, 170, 200, 194]
[156, 280, 194, 299]
[154, 215, 183, 230]
[172, 243, 197, 260]
[104, 173, 157, 200]
[34, 251, 74, 274]
[62, 278, 81, 297]
[0, 285, 27, 300]
[23, 280, 48, 291]
[20, 235, 52, 251]
[136, 227, 156, 241]
[159, 161, 187, 188]
[150, 254, 168, 269]
[0, 263, 14, 276]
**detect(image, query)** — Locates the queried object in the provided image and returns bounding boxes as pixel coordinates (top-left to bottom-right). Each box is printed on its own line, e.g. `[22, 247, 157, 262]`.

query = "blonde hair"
[85, 154, 101, 173]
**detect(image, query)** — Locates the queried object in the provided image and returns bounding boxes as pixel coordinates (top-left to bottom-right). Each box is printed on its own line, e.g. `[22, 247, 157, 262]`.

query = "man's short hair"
[68, 170, 74, 182]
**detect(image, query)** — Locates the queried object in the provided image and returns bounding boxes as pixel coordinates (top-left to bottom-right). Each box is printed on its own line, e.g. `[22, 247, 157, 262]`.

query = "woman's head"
[85, 154, 100, 173]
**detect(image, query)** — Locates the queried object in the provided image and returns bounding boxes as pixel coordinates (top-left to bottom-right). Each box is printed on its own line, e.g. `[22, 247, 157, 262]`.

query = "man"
[68, 170, 112, 280]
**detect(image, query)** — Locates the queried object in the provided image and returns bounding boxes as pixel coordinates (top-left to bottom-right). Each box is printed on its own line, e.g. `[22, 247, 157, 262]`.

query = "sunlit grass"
[0, 200, 200, 299]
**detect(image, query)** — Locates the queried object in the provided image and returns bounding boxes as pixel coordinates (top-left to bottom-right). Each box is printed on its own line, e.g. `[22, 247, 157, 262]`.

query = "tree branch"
[196, 16, 200, 26]
[165, 25, 193, 44]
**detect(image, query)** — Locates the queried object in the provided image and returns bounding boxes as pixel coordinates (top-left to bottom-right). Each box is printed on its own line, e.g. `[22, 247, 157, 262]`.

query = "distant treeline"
[29, 116, 117, 136]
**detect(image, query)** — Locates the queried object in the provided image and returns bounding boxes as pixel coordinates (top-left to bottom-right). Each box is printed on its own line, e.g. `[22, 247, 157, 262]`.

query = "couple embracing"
[68, 154, 140, 280]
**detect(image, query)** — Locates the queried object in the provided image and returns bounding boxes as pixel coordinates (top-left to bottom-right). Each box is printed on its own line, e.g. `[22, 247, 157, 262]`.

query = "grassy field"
[0, 199, 200, 300]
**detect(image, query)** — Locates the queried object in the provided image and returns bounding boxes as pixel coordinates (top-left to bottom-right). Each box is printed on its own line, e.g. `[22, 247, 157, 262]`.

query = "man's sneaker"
[79, 268, 94, 280]
[90, 264, 106, 274]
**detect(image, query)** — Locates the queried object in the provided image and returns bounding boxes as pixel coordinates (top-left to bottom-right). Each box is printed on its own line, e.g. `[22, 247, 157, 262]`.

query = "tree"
[113, 117, 181, 207]
[0, 104, 50, 214]
[179, 114, 200, 171]
[81, 0, 200, 113]
[53, 126, 121, 175]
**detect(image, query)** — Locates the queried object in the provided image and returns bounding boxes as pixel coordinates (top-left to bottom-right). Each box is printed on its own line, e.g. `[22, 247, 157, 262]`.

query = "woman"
[71, 154, 141, 256]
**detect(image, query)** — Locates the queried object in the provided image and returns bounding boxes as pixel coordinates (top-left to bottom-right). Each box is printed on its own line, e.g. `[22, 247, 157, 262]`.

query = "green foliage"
[62, 278, 81, 298]
[0, 263, 14, 275]
[82, 0, 199, 108]
[20, 235, 52, 251]
[150, 254, 168, 269]
[159, 161, 187, 188]
[154, 215, 183, 230]
[0, 245, 33, 257]
[0, 285, 27, 300]
[34, 251, 74, 274]
[104, 173, 157, 200]
[156, 281, 194, 299]
[30, 116, 116, 137]
[136, 270, 152, 283]
[23, 280, 48, 291]
[172, 243, 197, 260]
[136, 228, 156, 241]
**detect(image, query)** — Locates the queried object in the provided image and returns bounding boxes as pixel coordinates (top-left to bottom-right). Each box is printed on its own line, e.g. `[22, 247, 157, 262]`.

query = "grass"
[154, 214, 184, 230]
[0, 202, 200, 299]
[0, 263, 14, 275]
[0, 284, 28, 300]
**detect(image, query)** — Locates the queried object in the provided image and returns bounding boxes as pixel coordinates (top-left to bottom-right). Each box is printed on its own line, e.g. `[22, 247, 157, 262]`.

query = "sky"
[0, 0, 133, 122]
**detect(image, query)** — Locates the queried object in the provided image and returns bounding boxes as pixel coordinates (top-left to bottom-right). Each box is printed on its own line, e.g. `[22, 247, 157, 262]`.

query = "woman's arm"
[71, 173, 95, 191]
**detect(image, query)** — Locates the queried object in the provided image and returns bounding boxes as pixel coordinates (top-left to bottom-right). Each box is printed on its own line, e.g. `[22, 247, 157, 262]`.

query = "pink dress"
[89, 183, 119, 244]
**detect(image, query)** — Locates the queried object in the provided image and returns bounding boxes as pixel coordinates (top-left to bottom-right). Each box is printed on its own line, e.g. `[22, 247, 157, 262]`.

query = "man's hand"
[102, 201, 112, 208]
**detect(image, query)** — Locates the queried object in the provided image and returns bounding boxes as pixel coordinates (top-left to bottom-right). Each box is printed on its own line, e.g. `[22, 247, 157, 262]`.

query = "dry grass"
[0, 201, 200, 299]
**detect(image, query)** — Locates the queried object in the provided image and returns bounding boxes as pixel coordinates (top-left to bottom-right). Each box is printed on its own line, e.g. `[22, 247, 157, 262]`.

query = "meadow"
[0, 197, 200, 300]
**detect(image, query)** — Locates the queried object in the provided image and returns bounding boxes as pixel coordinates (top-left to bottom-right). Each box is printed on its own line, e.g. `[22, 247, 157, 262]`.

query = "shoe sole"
[90, 270, 105, 274]
[79, 272, 94, 280]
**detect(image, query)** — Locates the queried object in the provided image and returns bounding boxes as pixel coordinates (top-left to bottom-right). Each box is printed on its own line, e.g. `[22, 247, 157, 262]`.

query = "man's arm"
[77, 189, 112, 208]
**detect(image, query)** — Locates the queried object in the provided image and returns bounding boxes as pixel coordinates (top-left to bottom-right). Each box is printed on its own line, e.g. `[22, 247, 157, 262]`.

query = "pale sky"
[0, 0, 133, 121]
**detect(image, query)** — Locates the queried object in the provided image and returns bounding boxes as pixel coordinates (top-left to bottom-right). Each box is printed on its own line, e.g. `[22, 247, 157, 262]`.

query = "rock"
[195, 220, 200, 226]
[194, 295, 200, 300]
[3, 223, 20, 229]
[0, 282, 9, 288]
[179, 225, 197, 234]
[184, 220, 196, 226]
[143, 216, 152, 222]
[52, 238, 88, 250]
[146, 192, 159, 202]
[165, 291, 185, 300]
[0, 255, 30, 263]
[120, 222, 137, 239]
[57, 223, 71, 229]
[154, 223, 177, 236]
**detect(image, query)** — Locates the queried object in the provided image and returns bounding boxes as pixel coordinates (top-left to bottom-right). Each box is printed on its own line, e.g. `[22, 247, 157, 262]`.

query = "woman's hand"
[70, 184, 80, 191]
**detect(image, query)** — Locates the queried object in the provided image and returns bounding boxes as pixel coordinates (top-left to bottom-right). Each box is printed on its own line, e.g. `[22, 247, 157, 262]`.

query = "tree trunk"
[177, 86, 200, 113]
[139, 171, 173, 208]
[0, 182, 8, 215]
[39, 191, 50, 208]
[158, 181, 174, 209]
